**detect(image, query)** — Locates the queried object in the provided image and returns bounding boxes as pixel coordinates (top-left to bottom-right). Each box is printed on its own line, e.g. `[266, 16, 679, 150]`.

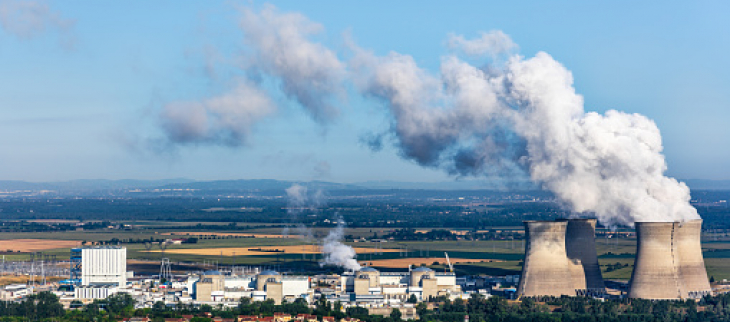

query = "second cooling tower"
[563, 219, 605, 293]
[628, 219, 711, 299]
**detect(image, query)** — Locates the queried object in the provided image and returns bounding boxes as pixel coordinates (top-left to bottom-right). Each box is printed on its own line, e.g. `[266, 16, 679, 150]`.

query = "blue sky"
[0, 0, 728, 183]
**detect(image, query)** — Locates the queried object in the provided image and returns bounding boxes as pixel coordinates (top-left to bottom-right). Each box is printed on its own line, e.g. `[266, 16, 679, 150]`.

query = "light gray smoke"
[160, 82, 275, 146]
[154, 4, 699, 227]
[320, 218, 361, 271]
[351, 33, 699, 227]
[158, 4, 344, 147]
[238, 4, 345, 124]
[0, 0, 75, 48]
[284, 184, 360, 269]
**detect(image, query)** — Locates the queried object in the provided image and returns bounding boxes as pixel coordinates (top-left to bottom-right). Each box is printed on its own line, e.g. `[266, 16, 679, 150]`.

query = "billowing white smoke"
[320, 218, 361, 271]
[154, 4, 699, 227]
[158, 4, 344, 146]
[160, 82, 275, 146]
[284, 184, 360, 270]
[352, 34, 699, 227]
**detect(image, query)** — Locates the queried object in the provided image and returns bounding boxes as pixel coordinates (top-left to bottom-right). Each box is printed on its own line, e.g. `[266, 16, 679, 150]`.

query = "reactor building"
[517, 219, 605, 297]
[628, 219, 711, 299]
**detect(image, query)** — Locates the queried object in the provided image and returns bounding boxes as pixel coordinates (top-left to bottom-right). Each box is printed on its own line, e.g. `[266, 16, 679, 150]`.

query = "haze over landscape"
[0, 1, 729, 186]
[3, 3, 730, 320]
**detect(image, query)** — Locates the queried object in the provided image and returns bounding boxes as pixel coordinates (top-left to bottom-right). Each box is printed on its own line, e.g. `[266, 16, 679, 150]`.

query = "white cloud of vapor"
[284, 185, 359, 270]
[354, 33, 698, 226]
[0, 0, 75, 48]
[320, 218, 361, 271]
[239, 4, 345, 124]
[447, 30, 517, 58]
[160, 81, 275, 146]
[157, 4, 345, 147]
[155, 3, 698, 227]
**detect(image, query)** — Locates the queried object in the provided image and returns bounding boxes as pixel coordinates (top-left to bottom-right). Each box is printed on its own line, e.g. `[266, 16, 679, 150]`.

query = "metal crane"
[444, 252, 454, 273]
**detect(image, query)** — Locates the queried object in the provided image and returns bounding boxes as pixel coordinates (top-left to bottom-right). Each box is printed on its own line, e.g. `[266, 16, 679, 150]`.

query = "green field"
[4, 225, 730, 280]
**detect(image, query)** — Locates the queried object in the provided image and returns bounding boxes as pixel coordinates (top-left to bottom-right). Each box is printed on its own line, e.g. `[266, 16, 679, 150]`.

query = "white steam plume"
[239, 4, 345, 124]
[0, 0, 75, 48]
[154, 4, 698, 228]
[160, 82, 275, 146]
[157, 4, 344, 147]
[352, 32, 698, 227]
[285, 184, 360, 270]
[320, 218, 361, 271]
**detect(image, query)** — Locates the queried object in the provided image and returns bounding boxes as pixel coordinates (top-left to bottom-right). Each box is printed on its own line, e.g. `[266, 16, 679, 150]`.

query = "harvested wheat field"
[0, 274, 64, 286]
[0, 239, 81, 252]
[147, 245, 400, 256]
[363, 257, 497, 268]
[163, 232, 304, 239]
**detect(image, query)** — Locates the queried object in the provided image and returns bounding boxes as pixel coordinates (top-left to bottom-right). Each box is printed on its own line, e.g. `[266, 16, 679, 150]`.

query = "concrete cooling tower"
[517, 221, 575, 297]
[627, 222, 681, 299]
[676, 219, 712, 298]
[628, 220, 711, 299]
[563, 219, 605, 293]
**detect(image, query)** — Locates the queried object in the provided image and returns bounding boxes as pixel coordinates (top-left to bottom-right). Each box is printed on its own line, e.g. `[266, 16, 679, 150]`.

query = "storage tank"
[517, 221, 575, 297]
[410, 267, 435, 287]
[357, 267, 381, 287]
[676, 219, 712, 298]
[563, 219, 605, 292]
[256, 270, 281, 291]
[628, 222, 682, 299]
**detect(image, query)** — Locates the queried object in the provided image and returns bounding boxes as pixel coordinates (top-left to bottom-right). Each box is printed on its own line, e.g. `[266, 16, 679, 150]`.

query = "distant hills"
[0, 178, 729, 195]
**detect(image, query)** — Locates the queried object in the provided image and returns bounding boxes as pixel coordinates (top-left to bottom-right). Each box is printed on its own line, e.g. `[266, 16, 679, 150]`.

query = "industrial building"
[80, 246, 127, 287]
[186, 266, 459, 305]
[339, 266, 459, 303]
[517, 219, 605, 298]
[628, 219, 711, 299]
[191, 270, 310, 304]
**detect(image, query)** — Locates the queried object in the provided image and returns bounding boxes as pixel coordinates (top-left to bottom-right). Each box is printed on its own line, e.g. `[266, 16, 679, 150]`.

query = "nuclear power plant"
[628, 219, 711, 299]
[517, 219, 605, 297]
[517, 218, 711, 300]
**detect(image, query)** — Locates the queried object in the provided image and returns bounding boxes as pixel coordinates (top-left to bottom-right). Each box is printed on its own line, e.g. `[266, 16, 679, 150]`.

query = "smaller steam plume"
[284, 184, 360, 270]
[320, 218, 361, 271]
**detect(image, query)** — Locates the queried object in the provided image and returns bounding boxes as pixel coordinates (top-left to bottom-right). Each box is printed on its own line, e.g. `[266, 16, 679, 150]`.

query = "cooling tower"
[517, 221, 575, 297]
[563, 219, 605, 292]
[676, 219, 712, 298]
[628, 222, 682, 299]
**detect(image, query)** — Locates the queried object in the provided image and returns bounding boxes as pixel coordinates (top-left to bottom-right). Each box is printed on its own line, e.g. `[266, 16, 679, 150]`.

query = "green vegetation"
[12, 291, 730, 322]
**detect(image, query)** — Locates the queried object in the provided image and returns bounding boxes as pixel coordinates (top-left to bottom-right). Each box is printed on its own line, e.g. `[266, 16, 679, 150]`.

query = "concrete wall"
[421, 278, 437, 301]
[517, 221, 574, 297]
[282, 277, 309, 297]
[354, 278, 370, 295]
[257, 274, 281, 291]
[266, 282, 283, 304]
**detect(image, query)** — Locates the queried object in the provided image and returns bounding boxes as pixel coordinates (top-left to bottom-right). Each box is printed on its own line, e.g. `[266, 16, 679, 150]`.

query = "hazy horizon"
[1, 1, 729, 185]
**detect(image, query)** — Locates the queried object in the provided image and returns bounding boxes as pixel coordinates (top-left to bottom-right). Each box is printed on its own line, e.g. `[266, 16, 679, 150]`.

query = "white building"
[81, 246, 127, 286]
[75, 285, 119, 299]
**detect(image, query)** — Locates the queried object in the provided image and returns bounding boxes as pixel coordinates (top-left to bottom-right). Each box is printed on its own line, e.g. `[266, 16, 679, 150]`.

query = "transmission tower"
[158, 242, 172, 284]
[160, 258, 172, 283]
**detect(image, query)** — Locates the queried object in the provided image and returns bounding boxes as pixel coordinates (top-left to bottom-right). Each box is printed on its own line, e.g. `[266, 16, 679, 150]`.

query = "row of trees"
[11, 291, 730, 322]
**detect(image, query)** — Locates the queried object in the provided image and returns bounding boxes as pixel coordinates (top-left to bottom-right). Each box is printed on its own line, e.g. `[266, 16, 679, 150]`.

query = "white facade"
[282, 277, 309, 297]
[81, 246, 127, 286]
[75, 285, 119, 299]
